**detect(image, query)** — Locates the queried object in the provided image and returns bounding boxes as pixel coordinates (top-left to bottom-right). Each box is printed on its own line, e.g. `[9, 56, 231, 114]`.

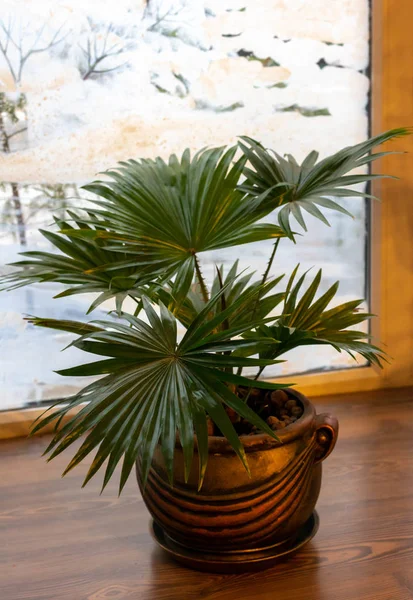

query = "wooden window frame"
[283, 0, 413, 397]
[1, 0, 412, 439]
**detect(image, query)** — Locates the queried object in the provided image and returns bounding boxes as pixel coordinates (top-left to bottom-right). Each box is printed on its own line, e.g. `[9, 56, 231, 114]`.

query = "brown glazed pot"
[136, 389, 338, 556]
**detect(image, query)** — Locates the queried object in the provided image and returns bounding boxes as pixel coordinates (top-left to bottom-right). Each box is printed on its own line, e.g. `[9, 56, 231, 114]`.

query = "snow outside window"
[0, 0, 370, 409]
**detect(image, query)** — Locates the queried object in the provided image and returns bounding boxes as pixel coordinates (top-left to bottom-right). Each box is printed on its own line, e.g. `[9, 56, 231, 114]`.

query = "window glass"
[0, 0, 370, 409]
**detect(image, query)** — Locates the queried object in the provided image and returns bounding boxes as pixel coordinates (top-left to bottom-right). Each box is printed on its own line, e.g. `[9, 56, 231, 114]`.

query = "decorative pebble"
[270, 390, 289, 407]
[213, 389, 304, 437]
[225, 407, 239, 423]
[207, 418, 214, 436]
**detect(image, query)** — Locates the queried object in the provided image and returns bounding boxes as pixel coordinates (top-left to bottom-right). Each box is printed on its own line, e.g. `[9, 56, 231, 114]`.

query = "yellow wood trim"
[371, 0, 413, 389]
[268, 0, 413, 398]
[273, 365, 380, 398]
[0, 405, 85, 440]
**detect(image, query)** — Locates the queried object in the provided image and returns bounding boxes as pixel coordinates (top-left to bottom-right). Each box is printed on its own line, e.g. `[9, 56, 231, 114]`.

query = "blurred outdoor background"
[0, 0, 370, 409]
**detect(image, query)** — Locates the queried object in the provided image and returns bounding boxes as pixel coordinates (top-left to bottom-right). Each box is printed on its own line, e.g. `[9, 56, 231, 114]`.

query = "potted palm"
[1, 129, 407, 571]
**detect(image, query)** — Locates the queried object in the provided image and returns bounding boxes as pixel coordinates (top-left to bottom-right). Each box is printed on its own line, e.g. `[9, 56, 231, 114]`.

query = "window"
[1, 0, 412, 415]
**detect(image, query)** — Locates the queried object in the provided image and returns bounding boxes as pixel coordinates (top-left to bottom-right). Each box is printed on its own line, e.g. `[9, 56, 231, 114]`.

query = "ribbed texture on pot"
[137, 436, 321, 551]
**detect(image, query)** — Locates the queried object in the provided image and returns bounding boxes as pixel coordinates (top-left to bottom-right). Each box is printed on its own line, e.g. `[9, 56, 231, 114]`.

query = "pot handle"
[313, 413, 339, 464]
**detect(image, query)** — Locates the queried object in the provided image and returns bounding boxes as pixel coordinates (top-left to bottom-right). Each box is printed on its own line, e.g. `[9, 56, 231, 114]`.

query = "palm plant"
[1, 129, 407, 493]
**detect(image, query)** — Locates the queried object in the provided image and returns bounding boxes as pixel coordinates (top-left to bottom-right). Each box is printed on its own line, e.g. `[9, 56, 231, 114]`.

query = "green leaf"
[171, 256, 195, 313]
[239, 129, 410, 239]
[1, 211, 158, 305]
[28, 285, 298, 493]
[17, 130, 404, 496]
[209, 369, 291, 391]
[194, 384, 250, 474]
[74, 146, 288, 280]
[253, 269, 387, 366]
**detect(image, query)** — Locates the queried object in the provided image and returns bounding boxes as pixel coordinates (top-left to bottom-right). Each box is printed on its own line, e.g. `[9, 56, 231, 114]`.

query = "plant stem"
[127, 294, 143, 327]
[261, 238, 280, 291]
[254, 366, 265, 381]
[215, 266, 232, 373]
[250, 238, 280, 322]
[215, 266, 229, 331]
[133, 299, 143, 317]
[238, 239, 281, 379]
[242, 365, 265, 405]
[194, 254, 209, 304]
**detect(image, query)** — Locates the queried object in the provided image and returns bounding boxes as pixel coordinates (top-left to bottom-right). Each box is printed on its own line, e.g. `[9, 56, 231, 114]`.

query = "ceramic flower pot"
[136, 389, 338, 571]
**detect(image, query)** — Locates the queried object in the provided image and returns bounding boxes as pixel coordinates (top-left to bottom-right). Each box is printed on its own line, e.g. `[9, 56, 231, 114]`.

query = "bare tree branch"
[0, 19, 18, 83]
[79, 22, 131, 80]
[0, 18, 67, 85]
[25, 183, 80, 222]
[0, 17, 66, 246]
[147, 7, 176, 32]
[0, 112, 27, 244]
[143, 0, 188, 35]
[144, 2, 185, 34]
[6, 126, 27, 141]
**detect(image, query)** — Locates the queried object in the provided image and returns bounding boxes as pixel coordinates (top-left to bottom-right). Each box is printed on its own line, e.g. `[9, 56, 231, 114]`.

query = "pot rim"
[180, 388, 316, 455]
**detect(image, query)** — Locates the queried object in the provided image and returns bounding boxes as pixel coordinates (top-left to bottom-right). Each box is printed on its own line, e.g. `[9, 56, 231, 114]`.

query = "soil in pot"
[207, 388, 303, 437]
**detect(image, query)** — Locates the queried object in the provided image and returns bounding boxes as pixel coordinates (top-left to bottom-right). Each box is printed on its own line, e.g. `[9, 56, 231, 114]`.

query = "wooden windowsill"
[1, 386, 413, 599]
[0, 404, 86, 440]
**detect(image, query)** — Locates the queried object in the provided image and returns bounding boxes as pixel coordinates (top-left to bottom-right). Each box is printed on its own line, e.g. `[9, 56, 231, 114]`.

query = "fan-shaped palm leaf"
[29, 291, 292, 494]
[238, 129, 409, 239]
[1, 212, 161, 314]
[155, 260, 285, 329]
[59, 146, 286, 298]
[244, 268, 386, 367]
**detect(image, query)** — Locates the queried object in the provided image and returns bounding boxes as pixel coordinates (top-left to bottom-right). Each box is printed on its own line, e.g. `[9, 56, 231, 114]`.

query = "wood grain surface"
[1, 387, 413, 600]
